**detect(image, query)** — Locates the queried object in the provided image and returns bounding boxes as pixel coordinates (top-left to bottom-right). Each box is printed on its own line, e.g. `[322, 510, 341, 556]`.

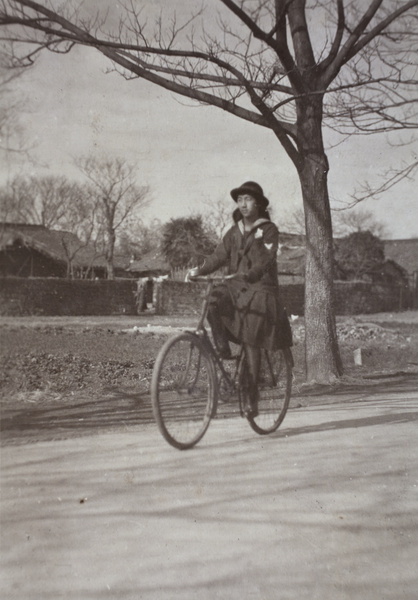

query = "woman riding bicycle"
[187, 181, 293, 418]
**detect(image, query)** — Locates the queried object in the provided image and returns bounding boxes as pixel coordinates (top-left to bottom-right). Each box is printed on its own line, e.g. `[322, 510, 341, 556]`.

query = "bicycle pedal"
[243, 406, 259, 419]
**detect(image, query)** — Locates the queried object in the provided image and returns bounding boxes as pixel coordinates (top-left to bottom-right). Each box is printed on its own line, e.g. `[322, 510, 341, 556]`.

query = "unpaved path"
[1, 386, 417, 600]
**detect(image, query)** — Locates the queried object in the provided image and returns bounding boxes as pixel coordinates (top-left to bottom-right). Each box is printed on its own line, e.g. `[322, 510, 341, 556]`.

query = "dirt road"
[1, 382, 417, 600]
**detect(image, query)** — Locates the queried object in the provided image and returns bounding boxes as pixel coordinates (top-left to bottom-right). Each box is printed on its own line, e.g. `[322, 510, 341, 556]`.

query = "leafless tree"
[281, 207, 306, 236]
[348, 160, 418, 205]
[333, 207, 388, 238]
[282, 205, 387, 238]
[1, 173, 84, 227]
[76, 156, 150, 279]
[201, 196, 234, 241]
[0, 54, 34, 165]
[1, 0, 416, 381]
[0, 173, 102, 277]
[58, 184, 104, 279]
[0, 164, 151, 279]
[116, 217, 163, 260]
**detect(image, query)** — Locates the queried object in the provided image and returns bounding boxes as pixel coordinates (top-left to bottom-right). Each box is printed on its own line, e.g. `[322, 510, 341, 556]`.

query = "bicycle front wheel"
[151, 332, 217, 450]
[240, 347, 293, 435]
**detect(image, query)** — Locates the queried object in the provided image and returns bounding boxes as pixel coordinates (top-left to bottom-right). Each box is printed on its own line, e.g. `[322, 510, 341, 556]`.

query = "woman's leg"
[244, 344, 260, 416]
[207, 307, 231, 358]
[207, 287, 232, 359]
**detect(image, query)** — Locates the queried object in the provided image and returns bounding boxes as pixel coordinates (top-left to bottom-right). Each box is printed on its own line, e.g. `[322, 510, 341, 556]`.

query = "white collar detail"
[238, 218, 270, 235]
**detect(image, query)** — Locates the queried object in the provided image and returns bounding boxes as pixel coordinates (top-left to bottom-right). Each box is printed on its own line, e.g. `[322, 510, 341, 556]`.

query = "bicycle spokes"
[151, 333, 216, 449]
[241, 348, 292, 435]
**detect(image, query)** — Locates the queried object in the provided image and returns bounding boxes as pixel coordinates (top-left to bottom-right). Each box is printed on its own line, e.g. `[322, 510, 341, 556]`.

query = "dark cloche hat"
[230, 181, 269, 208]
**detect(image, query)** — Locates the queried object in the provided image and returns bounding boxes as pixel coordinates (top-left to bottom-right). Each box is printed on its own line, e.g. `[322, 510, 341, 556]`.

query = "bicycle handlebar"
[188, 275, 235, 283]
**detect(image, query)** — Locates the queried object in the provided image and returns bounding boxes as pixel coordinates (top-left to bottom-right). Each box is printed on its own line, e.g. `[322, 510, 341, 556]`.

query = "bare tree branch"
[75, 156, 150, 279]
[1, 0, 416, 382]
[348, 160, 418, 205]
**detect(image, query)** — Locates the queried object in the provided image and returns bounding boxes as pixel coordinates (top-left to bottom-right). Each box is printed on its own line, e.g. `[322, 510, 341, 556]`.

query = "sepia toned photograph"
[1, 2, 417, 598]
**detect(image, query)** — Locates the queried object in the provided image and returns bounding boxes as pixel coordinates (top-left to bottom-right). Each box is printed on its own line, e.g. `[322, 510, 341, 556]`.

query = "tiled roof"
[0, 222, 109, 268]
[128, 249, 170, 274]
[384, 239, 418, 275]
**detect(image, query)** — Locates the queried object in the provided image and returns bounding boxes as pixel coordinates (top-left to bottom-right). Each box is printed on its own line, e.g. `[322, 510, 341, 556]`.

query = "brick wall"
[0, 277, 407, 317]
[154, 280, 304, 316]
[0, 277, 137, 316]
[155, 280, 404, 317]
[333, 281, 404, 315]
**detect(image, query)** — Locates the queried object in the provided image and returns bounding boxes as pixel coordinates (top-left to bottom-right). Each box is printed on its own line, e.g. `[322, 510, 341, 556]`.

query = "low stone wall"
[334, 281, 405, 315]
[0, 277, 137, 316]
[153, 280, 305, 317]
[155, 280, 405, 317]
[0, 276, 407, 317]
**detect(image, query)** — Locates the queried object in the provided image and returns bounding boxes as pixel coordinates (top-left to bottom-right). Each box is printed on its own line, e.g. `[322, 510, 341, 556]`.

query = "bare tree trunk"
[297, 97, 343, 382]
[301, 161, 343, 382]
[106, 227, 115, 280]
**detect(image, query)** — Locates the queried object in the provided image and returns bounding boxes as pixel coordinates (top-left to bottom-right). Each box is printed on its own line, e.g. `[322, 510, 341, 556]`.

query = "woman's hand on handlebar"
[185, 267, 200, 282]
[229, 272, 248, 282]
[185, 271, 247, 283]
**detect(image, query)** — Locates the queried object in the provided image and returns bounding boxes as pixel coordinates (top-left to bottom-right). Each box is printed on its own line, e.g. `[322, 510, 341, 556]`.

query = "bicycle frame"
[189, 276, 246, 414]
[152, 274, 293, 448]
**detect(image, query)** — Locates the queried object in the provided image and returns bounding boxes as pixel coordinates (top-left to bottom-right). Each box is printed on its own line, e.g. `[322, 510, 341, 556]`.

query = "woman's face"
[237, 194, 259, 221]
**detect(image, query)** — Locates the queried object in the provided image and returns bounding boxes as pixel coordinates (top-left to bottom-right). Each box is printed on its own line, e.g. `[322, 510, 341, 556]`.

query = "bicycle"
[151, 276, 293, 450]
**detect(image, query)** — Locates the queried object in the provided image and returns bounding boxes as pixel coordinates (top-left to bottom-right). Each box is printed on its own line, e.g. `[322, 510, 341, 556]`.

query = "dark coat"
[199, 218, 278, 287]
[199, 219, 292, 350]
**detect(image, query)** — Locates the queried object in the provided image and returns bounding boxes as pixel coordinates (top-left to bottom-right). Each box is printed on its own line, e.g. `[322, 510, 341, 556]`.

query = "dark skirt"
[209, 280, 293, 350]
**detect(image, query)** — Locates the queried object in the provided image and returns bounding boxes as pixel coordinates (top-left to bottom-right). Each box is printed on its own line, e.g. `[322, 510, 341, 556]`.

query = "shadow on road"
[1, 388, 153, 445]
[278, 409, 418, 439]
[2, 373, 417, 446]
[294, 372, 418, 402]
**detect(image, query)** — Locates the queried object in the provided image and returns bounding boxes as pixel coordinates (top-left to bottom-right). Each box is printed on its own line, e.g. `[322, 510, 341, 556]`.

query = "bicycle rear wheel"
[151, 332, 217, 450]
[240, 347, 293, 435]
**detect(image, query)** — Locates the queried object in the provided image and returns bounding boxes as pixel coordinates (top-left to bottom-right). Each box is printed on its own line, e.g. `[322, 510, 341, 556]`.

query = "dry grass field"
[1, 312, 418, 444]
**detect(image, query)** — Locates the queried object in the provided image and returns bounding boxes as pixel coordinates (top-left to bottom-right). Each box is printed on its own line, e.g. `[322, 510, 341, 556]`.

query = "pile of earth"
[0, 328, 164, 401]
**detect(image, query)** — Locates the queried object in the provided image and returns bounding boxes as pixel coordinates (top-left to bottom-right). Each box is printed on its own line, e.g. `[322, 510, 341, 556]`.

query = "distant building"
[363, 259, 409, 290]
[277, 232, 412, 281]
[384, 238, 418, 309]
[384, 238, 418, 282]
[127, 249, 171, 278]
[0, 223, 129, 278]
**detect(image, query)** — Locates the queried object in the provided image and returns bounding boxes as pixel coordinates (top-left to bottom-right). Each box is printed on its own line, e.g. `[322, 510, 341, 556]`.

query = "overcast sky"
[2, 0, 417, 239]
